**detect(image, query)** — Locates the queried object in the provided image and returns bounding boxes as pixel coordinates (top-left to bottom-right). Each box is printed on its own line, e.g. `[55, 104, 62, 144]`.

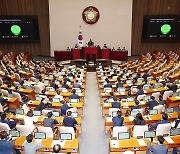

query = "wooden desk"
[166, 96, 180, 108]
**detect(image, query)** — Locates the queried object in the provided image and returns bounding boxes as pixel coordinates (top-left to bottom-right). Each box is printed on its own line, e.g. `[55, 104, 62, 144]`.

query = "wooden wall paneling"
[0, 0, 50, 56]
[132, 0, 180, 55]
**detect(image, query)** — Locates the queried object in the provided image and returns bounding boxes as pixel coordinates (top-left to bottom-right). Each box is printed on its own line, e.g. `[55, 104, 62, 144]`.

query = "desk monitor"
[127, 97, 134, 102]
[170, 128, 180, 136]
[149, 109, 158, 115]
[74, 89, 81, 94]
[60, 133, 72, 140]
[36, 96, 43, 102]
[118, 132, 130, 140]
[173, 92, 179, 97]
[132, 74, 137, 78]
[9, 130, 20, 138]
[112, 111, 117, 117]
[104, 88, 112, 93]
[166, 108, 174, 114]
[147, 77, 152, 82]
[108, 98, 114, 103]
[118, 87, 125, 92]
[144, 131, 156, 138]
[52, 111, 60, 117]
[33, 110, 41, 116]
[131, 87, 138, 92]
[69, 99, 79, 103]
[44, 80, 49, 84]
[131, 110, 139, 117]
[55, 81, 60, 85]
[128, 70, 131, 73]
[144, 85, 150, 90]
[154, 83, 161, 89]
[26, 85, 32, 90]
[61, 88, 68, 93]
[34, 132, 46, 139]
[16, 109, 24, 115]
[126, 80, 132, 84]
[71, 112, 78, 118]
[49, 88, 55, 92]
[34, 79, 39, 82]
[137, 78, 143, 83]
[53, 98, 60, 103]
[8, 93, 14, 98]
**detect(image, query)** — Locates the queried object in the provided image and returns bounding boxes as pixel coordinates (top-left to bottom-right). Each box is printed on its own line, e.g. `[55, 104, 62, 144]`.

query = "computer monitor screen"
[53, 98, 60, 103]
[127, 97, 134, 102]
[144, 131, 156, 138]
[144, 85, 150, 90]
[112, 111, 117, 117]
[126, 80, 132, 84]
[9, 130, 20, 137]
[71, 112, 78, 118]
[166, 108, 174, 114]
[55, 81, 60, 85]
[105, 88, 112, 93]
[33, 110, 41, 116]
[8, 93, 14, 98]
[108, 98, 114, 103]
[44, 80, 49, 84]
[154, 83, 161, 89]
[69, 99, 78, 103]
[16, 109, 24, 115]
[75, 89, 81, 93]
[52, 111, 60, 117]
[173, 92, 179, 97]
[61, 88, 68, 93]
[118, 88, 125, 92]
[49, 88, 55, 92]
[137, 78, 143, 83]
[34, 132, 46, 139]
[131, 110, 139, 117]
[149, 109, 158, 115]
[170, 128, 180, 136]
[26, 85, 32, 90]
[60, 133, 72, 140]
[36, 96, 42, 102]
[147, 77, 152, 82]
[118, 132, 130, 140]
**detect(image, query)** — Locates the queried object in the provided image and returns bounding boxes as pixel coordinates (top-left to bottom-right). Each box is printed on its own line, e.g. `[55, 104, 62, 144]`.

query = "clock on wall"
[82, 6, 100, 24]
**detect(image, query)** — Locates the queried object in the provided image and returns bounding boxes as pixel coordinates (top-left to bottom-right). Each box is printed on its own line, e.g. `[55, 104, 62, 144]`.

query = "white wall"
[49, 0, 132, 56]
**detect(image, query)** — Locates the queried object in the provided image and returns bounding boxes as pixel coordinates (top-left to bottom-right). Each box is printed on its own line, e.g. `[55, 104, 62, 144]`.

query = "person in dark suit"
[34, 72, 42, 80]
[0, 113, 17, 129]
[146, 96, 158, 110]
[150, 113, 170, 130]
[0, 131, 16, 154]
[60, 100, 69, 116]
[112, 110, 124, 127]
[172, 113, 180, 128]
[133, 113, 145, 125]
[62, 81, 69, 89]
[73, 80, 82, 89]
[135, 85, 144, 98]
[111, 97, 120, 109]
[104, 79, 112, 88]
[87, 39, 94, 47]
[131, 100, 141, 111]
[69, 89, 80, 99]
[146, 135, 168, 154]
[116, 77, 123, 89]
[63, 111, 77, 132]
[43, 112, 58, 130]
[35, 98, 46, 111]
[122, 90, 131, 99]
[50, 79, 58, 90]
[0, 93, 7, 106]
[67, 69, 75, 78]
[172, 148, 180, 154]
[142, 71, 150, 80]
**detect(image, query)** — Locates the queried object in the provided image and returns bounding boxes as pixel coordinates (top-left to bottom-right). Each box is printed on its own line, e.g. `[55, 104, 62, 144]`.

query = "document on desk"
[104, 103, 109, 107]
[51, 140, 66, 148]
[101, 93, 106, 96]
[164, 137, 174, 143]
[106, 117, 112, 122]
[111, 140, 119, 148]
[137, 139, 147, 146]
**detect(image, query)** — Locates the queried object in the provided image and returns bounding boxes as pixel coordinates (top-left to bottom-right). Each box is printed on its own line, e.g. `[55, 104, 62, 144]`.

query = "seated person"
[146, 135, 168, 154]
[171, 113, 180, 128]
[116, 77, 123, 89]
[50, 79, 58, 90]
[112, 47, 115, 51]
[122, 47, 126, 50]
[87, 39, 94, 47]
[104, 79, 112, 88]
[106, 92, 116, 101]
[62, 81, 69, 89]
[69, 89, 80, 99]
[111, 70, 117, 78]
[159, 95, 166, 105]
[75, 44, 78, 48]
[35, 98, 46, 111]
[45, 103, 55, 111]
[73, 80, 82, 89]
[67, 69, 75, 78]
[111, 97, 120, 109]
[133, 113, 145, 125]
[103, 44, 107, 48]
[142, 71, 149, 80]
[60, 100, 69, 116]
[0, 93, 7, 106]
[54, 90, 64, 101]
[43, 112, 58, 130]
[117, 47, 121, 50]
[122, 90, 131, 99]
[131, 100, 141, 111]
[24, 134, 43, 154]
[135, 85, 144, 99]
[149, 113, 170, 130]
[167, 83, 178, 93]
[63, 111, 77, 132]
[0, 113, 17, 129]
[146, 96, 158, 110]
[53, 144, 61, 153]
[112, 110, 124, 127]
[0, 131, 16, 154]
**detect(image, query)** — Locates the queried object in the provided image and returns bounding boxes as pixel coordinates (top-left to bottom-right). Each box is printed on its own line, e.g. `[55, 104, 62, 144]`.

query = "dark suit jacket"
[111, 102, 120, 108]
[146, 100, 158, 110]
[0, 97, 7, 106]
[174, 119, 180, 128]
[63, 117, 77, 127]
[61, 104, 69, 115]
[147, 142, 168, 154]
[43, 118, 58, 129]
[0, 119, 17, 129]
[112, 116, 124, 126]
[50, 83, 58, 89]
[62, 84, 69, 89]
[104, 83, 112, 88]
[0, 140, 15, 154]
[69, 94, 80, 99]
[131, 105, 141, 111]
[35, 102, 45, 111]
[116, 82, 123, 88]
[136, 89, 144, 98]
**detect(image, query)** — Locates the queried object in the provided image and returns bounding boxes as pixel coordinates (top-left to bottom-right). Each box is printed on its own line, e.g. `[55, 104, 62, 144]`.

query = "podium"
[101, 48, 111, 59]
[84, 47, 99, 59]
[72, 48, 81, 60]
[111, 50, 128, 61]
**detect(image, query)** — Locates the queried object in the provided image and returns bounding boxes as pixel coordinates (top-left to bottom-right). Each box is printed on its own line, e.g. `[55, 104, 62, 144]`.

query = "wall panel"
[0, 0, 50, 56]
[132, 0, 180, 55]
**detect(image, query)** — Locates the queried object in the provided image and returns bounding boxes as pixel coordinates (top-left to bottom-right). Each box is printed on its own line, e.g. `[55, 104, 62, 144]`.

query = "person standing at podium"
[87, 39, 94, 47]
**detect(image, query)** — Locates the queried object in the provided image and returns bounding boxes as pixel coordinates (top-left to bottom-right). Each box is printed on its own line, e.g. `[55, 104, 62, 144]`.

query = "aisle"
[79, 72, 109, 154]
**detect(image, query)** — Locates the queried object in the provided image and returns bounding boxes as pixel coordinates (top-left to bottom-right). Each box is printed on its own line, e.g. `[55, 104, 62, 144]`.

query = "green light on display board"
[11, 25, 21, 35]
[161, 24, 171, 34]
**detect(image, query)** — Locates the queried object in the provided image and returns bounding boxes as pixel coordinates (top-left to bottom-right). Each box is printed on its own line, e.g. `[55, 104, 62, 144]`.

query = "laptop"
[8, 93, 14, 98]
[127, 97, 134, 102]
[36, 96, 43, 102]
[53, 98, 60, 103]
[147, 77, 152, 82]
[131, 110, 140, 117]
[144, 85, 150, 90]
[166, 108, 174, 114]
[49, 88, 55, 92]
[118, 88, 125, 92]
[52, 111, 60, 117]
[154, 83, 161, 89]
[60, 133, 72, 140]
[33, 110, 41, 116]
[16, 109, 24, 115]
[118, 132, 130, 140]
[69, 99, 79, 103]
[137, 78, 143, 83]
[34, 132, 46, 140]
[173, 92, 179, 97]
[71, 112, 78, 118]
[170, 128, 180, 136]
[9, 130, 20, 138]
[149, 109, 158, 115]
[26, 85, 32, 90]
[144, 131, 156, 138]
[105, 88, 112, 93]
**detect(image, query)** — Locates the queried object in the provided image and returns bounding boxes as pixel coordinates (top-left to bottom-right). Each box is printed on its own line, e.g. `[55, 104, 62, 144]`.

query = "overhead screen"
[142, 15, 180, 42]
[0, 16, 40, 42]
